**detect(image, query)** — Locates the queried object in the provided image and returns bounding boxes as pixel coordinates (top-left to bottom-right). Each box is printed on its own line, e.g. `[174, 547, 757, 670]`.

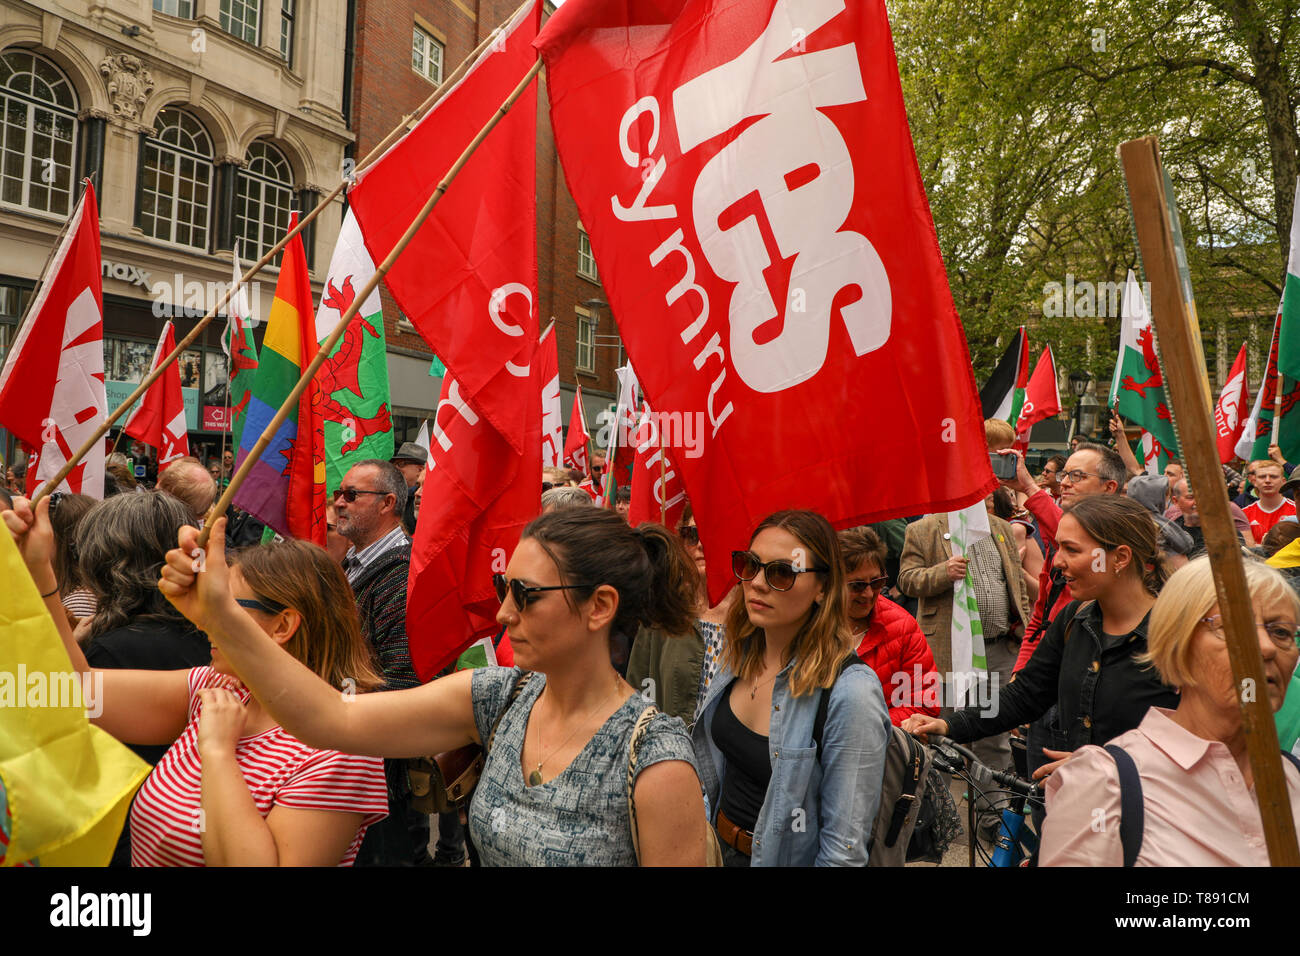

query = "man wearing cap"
[391, 441, 427, 534]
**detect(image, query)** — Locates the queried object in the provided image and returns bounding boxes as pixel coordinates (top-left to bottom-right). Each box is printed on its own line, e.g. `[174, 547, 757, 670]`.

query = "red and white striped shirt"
[130, 667, 388, 867]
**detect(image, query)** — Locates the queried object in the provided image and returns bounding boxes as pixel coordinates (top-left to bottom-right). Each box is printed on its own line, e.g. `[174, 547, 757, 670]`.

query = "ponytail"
[522, 509, 699, 643]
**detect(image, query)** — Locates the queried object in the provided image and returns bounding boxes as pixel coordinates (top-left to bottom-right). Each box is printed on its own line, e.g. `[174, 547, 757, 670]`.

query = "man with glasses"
[334, 460, 431, 866]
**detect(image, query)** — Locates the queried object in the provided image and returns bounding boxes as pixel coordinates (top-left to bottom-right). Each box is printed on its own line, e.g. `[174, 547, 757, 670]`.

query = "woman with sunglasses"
[627, 503, 737, 725]
[2, 498, 388, 866]
[156, 508, 712, 866]
[693, 510, 892, 866]
[839, 527, 939, 727]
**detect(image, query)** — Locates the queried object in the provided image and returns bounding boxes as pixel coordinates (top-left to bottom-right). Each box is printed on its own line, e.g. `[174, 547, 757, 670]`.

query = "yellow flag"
[1267, 537, 1300, 570]
[0, 527, 149, 866]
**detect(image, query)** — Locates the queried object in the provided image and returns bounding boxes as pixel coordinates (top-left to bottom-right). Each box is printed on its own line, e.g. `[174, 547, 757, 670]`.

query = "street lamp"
[1068, 370, 1098, 440]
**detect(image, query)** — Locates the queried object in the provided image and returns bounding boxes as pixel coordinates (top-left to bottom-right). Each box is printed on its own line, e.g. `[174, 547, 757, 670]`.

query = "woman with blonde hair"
[3, 497, 388, 866]
[693, 510, 891, 866]
[1040, 556, 1300, 865]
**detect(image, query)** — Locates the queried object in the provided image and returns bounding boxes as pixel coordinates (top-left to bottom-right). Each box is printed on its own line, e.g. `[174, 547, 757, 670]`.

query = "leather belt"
[715, 808, 754, 856]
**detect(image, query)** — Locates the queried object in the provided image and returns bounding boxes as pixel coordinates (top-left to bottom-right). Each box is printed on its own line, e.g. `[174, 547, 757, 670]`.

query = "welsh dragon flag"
[1109, 269, 1179, 471]
[314, 208, 394, 493]
[225, 241, 259, 448]
[1261, 177, 1300, 463]
[1236, 304, 1300, 462]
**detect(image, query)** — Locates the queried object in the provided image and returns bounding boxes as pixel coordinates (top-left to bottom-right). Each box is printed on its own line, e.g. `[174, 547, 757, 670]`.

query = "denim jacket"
[692, 658, 891, 866]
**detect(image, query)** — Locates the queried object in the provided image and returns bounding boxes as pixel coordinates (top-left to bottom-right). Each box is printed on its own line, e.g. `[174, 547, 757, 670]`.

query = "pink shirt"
[1039, 707, 1300, 866]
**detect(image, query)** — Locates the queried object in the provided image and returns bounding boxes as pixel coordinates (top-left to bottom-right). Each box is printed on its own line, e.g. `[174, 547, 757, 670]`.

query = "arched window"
[138, 108, 213, 249]
[0, 49, 78, 216]
[235, 140, 293, 261]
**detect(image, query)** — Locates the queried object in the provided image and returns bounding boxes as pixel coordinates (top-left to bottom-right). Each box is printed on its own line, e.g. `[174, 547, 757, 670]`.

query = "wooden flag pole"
[1120, 135, 1300, 866]
[197, 57, 544, 548]
[30, 10, 525, 504]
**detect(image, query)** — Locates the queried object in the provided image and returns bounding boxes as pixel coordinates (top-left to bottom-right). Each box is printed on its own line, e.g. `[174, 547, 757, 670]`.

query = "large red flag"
[539, 322, 564, 468]
[563, 385, 590, 475]
[348, 0, 542, 680]
[123, 321, 188, 469]
[536, 0, 995, 599]
[0, 183, 105, 498]
[628, 402, 688, 529]
[1012, 345, 1061, 451]
[1215, 342, 1249, 463]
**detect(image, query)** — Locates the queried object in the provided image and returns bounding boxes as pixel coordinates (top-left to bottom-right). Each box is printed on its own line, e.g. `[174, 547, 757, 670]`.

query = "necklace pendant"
[528, 769, 543, 786]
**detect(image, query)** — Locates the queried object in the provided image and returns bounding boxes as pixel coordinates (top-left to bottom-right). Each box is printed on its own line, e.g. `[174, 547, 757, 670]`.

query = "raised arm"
[1110, 409, 1143, 478]
[159, 520, 480, 758]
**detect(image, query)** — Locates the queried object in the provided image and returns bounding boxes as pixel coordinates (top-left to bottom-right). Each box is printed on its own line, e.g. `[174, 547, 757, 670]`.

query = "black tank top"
[712, 679, 772, 832]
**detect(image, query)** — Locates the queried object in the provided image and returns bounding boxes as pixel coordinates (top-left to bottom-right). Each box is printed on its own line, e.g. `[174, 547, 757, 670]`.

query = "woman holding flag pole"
[157, 507, 714, 866]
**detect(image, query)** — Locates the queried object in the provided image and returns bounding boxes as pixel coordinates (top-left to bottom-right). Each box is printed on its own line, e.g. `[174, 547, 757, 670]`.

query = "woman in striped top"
[2, 496, 388, 866]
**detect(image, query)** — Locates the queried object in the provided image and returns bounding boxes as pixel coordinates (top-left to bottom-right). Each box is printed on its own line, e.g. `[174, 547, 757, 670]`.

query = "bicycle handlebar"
[926, 734, 1040, 799]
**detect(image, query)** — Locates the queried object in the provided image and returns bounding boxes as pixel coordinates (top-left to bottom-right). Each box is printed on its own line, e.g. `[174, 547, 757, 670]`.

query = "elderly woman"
[1039, 556, 1300, 866]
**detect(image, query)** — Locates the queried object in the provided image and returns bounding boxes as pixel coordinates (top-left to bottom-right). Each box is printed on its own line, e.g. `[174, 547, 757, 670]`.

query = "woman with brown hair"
[693, 510, 892, 866]
[627, 501, 737, 725]
[2, 497, 388, 866]
[904, 494, 1181, 780]
[46, 492, 96, 621]
[156, 507, 713, 866]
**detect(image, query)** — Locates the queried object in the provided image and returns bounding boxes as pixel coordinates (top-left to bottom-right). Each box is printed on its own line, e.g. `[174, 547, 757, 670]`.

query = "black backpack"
[813, 656, 959, 865]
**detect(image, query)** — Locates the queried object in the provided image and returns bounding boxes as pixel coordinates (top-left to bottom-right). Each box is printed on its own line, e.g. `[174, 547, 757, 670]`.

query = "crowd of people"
[4, 413, 1300, 868]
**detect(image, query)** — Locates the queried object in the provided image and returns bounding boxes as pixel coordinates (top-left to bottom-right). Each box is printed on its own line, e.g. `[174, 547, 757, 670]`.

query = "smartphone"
[989, 451, 1018, 480]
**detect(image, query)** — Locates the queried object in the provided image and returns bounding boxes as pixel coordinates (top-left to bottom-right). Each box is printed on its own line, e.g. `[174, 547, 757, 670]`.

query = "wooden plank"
[1120, 136, 1300, 866]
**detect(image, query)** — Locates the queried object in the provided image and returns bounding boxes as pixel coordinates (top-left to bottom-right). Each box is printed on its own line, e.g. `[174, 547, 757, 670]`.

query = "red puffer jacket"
[854, 596, 941, 726]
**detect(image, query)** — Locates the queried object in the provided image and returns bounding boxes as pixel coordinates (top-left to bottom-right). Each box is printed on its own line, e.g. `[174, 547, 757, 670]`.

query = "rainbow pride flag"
[232, 214, 326, 545]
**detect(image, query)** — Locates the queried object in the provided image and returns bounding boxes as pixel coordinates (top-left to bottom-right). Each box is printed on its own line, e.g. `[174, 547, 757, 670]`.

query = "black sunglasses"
[333, 487, 389, 503]
[236, 596, 287, 615]
[679, 525, 699, 546]
[731, 551, 828, 591]
[848, 576, 889, 595]
[493, 573, 596, 610]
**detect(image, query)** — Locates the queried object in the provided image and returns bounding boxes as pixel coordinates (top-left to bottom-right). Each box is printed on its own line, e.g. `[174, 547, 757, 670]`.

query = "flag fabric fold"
[1110, 270, 1179, 471]
[1215, 342, 1250, 464]
[563, 385, 591, 476]
[122, 320, 188, 469]
[224, 241, 260, 449]
[947, 503, 988, 704]
[349, 0, 543, 680]
[980, 327, 1028, 423]
[1013, 345, 1060, 450]
[537, 0, 996, 601]
[0, 526, 149, 866]
[232, 214, 326, 545]
[627, 401, 688, 529]
[0, 183, 106, 499]
[314, 208, 394, 493]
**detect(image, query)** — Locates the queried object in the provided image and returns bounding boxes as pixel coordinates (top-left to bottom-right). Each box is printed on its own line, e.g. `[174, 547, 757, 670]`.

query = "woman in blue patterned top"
[160, 508, 712, 866]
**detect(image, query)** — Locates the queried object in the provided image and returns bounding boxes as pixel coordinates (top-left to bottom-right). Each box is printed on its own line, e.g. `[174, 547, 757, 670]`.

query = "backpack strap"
[486, 671, 533, 754]
[1282, 750, 1300, 774]
[881, 729, 926, 848]
[813, 654, 866, 762]
[1104, 744, 1144, 867]
[625, 704, 659, 865]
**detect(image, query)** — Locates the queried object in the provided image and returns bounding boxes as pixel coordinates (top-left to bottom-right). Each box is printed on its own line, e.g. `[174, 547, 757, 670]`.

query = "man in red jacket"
[839, 527, 939, 727]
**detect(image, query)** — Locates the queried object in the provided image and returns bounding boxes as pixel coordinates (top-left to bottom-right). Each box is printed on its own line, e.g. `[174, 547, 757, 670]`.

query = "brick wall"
[350, 0, 615, 397]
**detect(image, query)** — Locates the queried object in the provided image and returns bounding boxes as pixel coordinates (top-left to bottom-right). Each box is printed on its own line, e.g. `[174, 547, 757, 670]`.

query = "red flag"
[347, 0, 542, 680]
[0, 183, 106, 498]
[539, 322, 564, 468]
[628, 402, 688, 529]
[563, 385, 590, 475]
[1215, 342, 1250, 463]
[349, 0, 541, 441]
[123, 321, 189, 469]
[536, 0, 994, 600]
[1012, 345, 1061, 451]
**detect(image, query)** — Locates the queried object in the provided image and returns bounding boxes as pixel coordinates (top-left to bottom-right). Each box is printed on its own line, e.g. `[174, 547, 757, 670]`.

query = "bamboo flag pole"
[31, 7, 526, 504]
[198, 57, 544, 548]
[1120, 135, 1300, 866]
